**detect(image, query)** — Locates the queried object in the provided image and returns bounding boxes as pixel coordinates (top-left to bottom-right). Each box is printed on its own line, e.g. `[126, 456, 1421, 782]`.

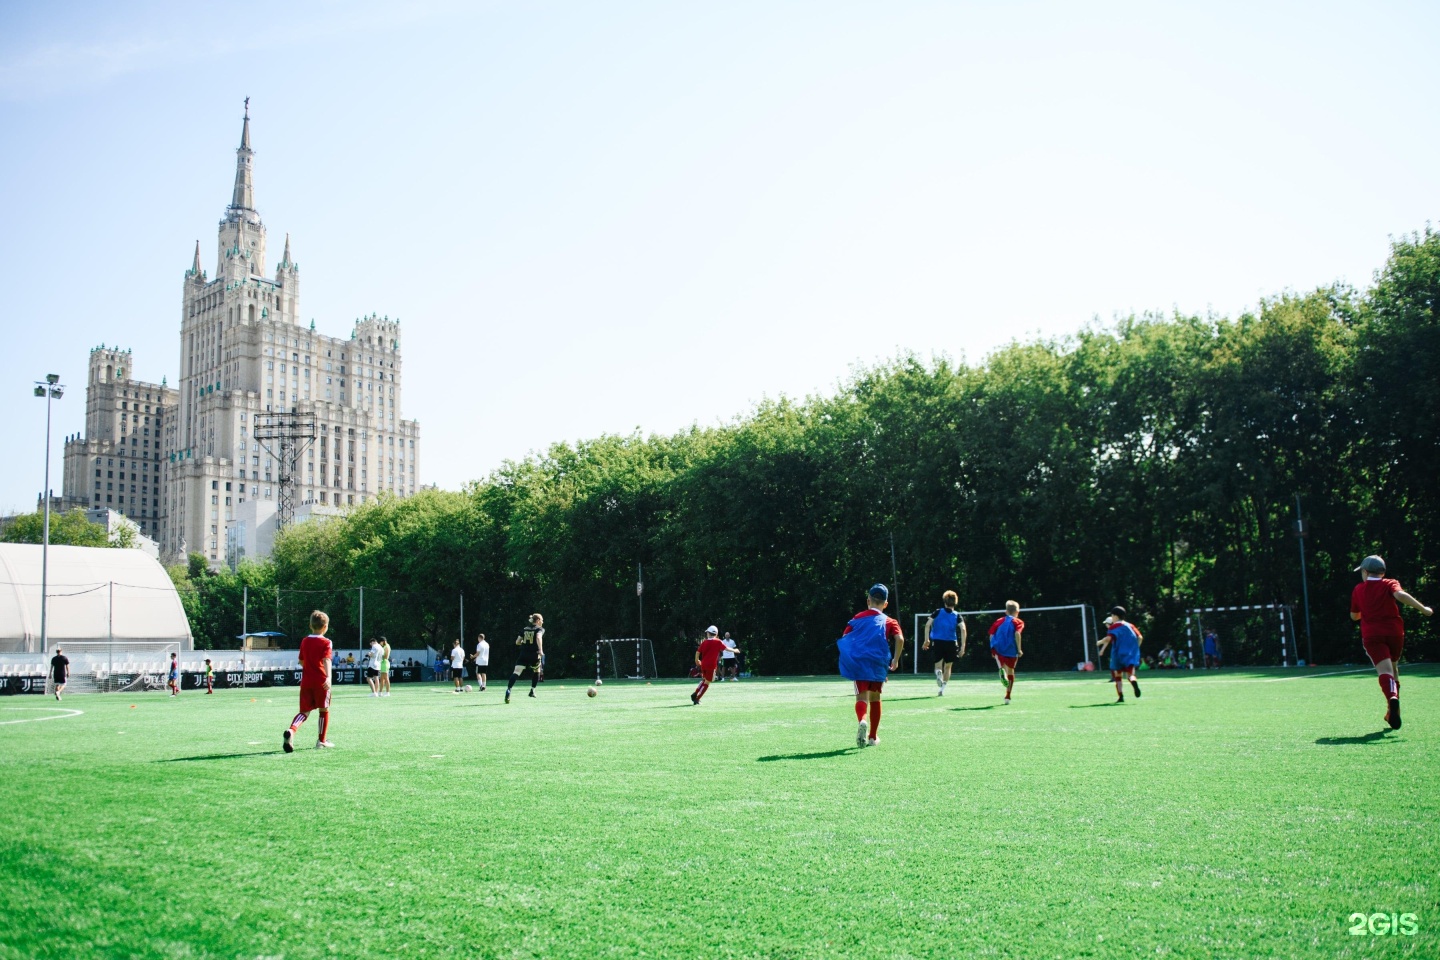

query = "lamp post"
[33, 374, 64, 654]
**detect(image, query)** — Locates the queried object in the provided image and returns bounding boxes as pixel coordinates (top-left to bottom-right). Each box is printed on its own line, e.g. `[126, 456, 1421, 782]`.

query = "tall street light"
[33, 374, 64, 653]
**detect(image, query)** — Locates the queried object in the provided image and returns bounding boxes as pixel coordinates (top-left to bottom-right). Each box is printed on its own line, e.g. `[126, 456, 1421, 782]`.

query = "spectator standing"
[472, 634, 490, 691]
[450, 640, 467, 693]
[378, 638, 392, 697]
[49, 647, 69, 701]
[720, 631, 738, 680]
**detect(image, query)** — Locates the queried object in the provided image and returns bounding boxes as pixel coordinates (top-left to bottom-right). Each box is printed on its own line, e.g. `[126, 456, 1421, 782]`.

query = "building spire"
[191, 240, 202, 275]
[283, 232, 291, 265]
[229, 97, 255, 213]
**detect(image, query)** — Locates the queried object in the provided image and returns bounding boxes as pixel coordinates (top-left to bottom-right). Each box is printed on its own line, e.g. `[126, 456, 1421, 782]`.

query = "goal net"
[596, 638, 658, 681]
[44, 640, 184, 694]
[914, 604, 1098, 673]
[1183, 604, 1295, 668]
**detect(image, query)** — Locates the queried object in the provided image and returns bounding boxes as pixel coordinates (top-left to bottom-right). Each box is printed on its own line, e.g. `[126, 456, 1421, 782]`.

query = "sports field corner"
[0, 666, 1435, 960]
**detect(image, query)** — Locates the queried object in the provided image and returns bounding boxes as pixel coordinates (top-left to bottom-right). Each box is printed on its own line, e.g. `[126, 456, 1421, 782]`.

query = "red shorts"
[853, 680, 884, 694]
[993, 653, 1018, 670]
[1362, 635, 1403, 666]
[699, 666, 718, 683]
[299, 685, 331, 713]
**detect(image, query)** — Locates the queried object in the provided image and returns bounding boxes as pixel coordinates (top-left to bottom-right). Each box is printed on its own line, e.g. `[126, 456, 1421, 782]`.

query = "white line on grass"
[0, 707, 84, 725]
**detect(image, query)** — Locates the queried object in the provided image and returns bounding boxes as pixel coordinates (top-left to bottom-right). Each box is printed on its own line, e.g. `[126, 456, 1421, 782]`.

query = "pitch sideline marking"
[0, 707, 85, 725]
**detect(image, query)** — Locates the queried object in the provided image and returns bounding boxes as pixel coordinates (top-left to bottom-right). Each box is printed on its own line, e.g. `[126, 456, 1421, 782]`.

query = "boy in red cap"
[1350, 555, 1432, 730]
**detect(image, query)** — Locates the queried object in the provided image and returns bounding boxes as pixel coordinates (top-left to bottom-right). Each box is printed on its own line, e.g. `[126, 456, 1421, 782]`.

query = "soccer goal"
[913, 604, 1098, 673]
[1183, 604, 1295, 668]
[46, 640, 184, 694]
[596, 638, 658, 681]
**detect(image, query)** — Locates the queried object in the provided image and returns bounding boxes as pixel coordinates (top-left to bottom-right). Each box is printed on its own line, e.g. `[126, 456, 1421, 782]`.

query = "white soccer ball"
[587, 686, 598, 698]
[595, 679, 603, 685]
[464, 684, 472, 692]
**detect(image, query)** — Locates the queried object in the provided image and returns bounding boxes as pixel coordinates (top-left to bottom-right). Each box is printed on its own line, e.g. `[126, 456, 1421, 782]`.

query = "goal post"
[1183, 603, 1295, 668]
[595, 638, 658, 681]
[45, 640, 184, 694]
[912, 604, 1096, 673]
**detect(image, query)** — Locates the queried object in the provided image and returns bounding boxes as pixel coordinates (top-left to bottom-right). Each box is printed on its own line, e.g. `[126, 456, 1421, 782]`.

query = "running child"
[1097, 606, 1143, 702]
[283, 610, 335, 752]
[203, 658, 215, 694]
[504, 614, 544, 704]
[987, 601, 1024, 704]
[167, 652, 181, 697]
[1350, 554, 1433, 730]
[922, 590, 966, 696]
[837, 584, 905, 747]
[691, 626, 726, 704]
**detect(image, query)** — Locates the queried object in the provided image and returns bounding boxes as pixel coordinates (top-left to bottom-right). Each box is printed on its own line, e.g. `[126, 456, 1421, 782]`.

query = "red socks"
[1379, 674, 1398, 699]
[318, 712, 330, 742]
[854, 701, 867, 722]
[695, 681, 709, 702]
[868, 700, 881, 739]
[289, 712, 307, 731]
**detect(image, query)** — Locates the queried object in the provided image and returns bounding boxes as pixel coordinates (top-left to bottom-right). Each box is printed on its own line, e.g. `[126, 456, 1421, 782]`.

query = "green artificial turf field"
[0, 667, 1436, 960]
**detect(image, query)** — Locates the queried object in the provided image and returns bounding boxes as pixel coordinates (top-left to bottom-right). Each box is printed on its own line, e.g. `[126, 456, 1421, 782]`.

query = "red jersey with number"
[698, 637, 727, 674]
[299, 634, 333, 688]
[1351, 578, 1404, 639]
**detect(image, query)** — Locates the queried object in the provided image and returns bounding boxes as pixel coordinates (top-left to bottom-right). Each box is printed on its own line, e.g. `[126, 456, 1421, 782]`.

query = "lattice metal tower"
[252, 411, 317, 532]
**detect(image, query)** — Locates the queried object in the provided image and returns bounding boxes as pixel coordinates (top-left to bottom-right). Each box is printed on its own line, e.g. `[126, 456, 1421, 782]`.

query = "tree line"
[170, 229, 1438, 676]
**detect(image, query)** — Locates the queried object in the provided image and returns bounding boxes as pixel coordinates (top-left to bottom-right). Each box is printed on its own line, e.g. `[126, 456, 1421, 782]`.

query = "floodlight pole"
[34, 374, 63, 654]
[1294, 494, 1313, 665]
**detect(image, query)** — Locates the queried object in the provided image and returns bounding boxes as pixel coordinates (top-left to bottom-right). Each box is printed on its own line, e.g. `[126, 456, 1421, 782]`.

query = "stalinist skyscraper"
[156, 102, 421, 565]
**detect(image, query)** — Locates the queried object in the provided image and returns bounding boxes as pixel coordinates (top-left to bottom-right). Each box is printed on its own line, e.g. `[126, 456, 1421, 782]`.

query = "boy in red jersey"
[838, 584, 905, 746]
[283, 610, 335, 752]
[691, 626, 726, 704]
[1350, 555, 1432, 730]
[987, 601, 1025, 704]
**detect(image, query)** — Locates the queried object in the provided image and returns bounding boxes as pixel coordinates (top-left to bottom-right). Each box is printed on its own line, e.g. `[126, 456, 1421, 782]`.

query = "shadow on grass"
[758, 748, 860, 762]
[1069, 702, 1122, 708]
[949, 705, 996, 712]
[1314, 731, 1393, 746]
[157, 751, 283, 762]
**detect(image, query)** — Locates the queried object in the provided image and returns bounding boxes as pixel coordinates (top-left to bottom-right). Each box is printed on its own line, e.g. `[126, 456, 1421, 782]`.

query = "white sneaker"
[856, 720, 868, 747]
[1003, 697, 1011, 705]
[867, 737, 879, 747]
[316, 740, 335, 749]
[937, 685, 945, 697]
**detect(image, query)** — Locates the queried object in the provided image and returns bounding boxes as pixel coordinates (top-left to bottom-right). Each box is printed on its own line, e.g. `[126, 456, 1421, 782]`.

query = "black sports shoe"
[282, 729, 294, 753]
[528, 690, 536, 698]
[690, 692, 699, 705]
[1131, 680, 1142, 698]
[1115, 695, 1124, 703]
[504, 691, 510, 704]
[1387, 697, 1401, 730]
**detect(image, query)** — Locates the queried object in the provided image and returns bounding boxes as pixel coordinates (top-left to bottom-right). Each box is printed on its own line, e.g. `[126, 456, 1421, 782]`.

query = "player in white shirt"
[721, 632, 739, 680]
[366, 639, 383, 697]
[450, 639, 467, 693]
[471, 634, 490, 691]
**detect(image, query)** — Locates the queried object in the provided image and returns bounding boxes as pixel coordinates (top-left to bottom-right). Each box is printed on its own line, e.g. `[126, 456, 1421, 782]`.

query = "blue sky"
[1, 1, 1437, 514]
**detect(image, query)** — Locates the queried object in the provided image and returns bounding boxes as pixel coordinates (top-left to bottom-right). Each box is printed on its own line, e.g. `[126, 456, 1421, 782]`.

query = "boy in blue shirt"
[1097, 606, 1143, 703]
[838, 584, 905, 747]
[922, 590, 966, 696]
[987, 601, 1024, 704]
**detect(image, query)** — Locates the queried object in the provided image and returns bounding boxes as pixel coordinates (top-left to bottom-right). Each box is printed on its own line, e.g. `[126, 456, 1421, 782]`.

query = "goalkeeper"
[505, 613, 545, 704]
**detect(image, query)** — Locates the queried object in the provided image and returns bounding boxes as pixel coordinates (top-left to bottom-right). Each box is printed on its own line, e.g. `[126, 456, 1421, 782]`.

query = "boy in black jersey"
[505, 613, 545, 704]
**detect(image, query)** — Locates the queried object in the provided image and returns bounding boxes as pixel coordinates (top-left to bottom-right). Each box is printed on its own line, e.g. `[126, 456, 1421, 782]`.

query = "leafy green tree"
[1, 509, 112, 547]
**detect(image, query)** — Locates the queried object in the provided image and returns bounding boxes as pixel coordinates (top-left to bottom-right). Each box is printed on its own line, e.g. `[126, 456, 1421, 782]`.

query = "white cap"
[706, 625, 719, 635]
